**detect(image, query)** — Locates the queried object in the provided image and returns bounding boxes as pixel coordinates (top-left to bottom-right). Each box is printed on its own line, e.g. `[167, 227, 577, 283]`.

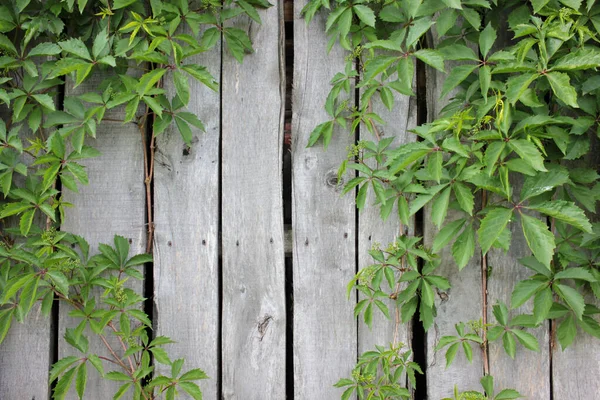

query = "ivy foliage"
[0, 0, 270, 399]
[304, 0, 600, 397]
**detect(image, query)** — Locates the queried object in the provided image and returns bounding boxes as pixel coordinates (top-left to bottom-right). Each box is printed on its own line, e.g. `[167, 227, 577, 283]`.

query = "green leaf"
[520, 168, 569, 201]
[554, 268, 596, 282]
[441, 0, 462, 9]
[180, 368, 209, 381]
[453, 182, 474, 215]
[53, 367, 77, 400]
[29, 42, 62, 57]
[478, 207, 513, 255]
[503, 331, 516, 358]
[461, 8, 481, 29]
[441, 64, 478, 98]
[406, 17, 434, 49]
[181, 65, 218, 92]
[528, 201, 592, 233]
[557, 313, 577, 349]
[445, 342, 460, 367]
[19, 209, 35, 236]
[76, 362, 87, 399]
[480, 375, 494, 397]
[553, 49, 600, 71]
[505, 73, 538, 105]
[546, 72, 579, 108]
[554, 283, 585, 320]
[113, 383, 132, 400]
[113, 0, 137, 8]
[414, 49, 445, 72]
[353, 5, 375, 27]
[433, 219, 466, 253]
[179, 382, 203, 400]
[533, 287, 553, 323]
[50, 356, 80, 383]
[0, 309, 13, 345]
[88, 354, 105, 377]
[106, 371, 132, 381]
[431, 186, 451, 227]
[531, 0, 550, 12]
[59, 38, 92, 61]
[495, 389, 523, 399]
[511, 329, 539, 351]
[510, 279, 548, 308]
[0, 33, 17, 55]
[452, 224, 475, 270]
[462, 341, 473, 363]
[137, 69, 166, 96]
[520, 214, 555, 269]
[479, 23, 497, 58]
[508, 139, 547, 172]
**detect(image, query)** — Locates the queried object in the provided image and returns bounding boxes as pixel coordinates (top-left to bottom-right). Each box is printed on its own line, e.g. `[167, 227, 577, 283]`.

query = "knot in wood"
[325, 171, 343, 189]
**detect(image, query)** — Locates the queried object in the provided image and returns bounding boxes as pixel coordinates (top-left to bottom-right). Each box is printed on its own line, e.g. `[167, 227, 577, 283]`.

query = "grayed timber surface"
[220, 3, 286, 398]
[292, 2, 357, 398]
[153, 26, 221, 400]
[60, 75, 146, 398]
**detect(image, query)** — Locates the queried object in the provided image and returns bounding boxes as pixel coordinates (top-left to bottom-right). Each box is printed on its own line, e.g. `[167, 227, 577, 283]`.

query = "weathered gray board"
[424, 31, 485, 398]
[292, 2, 357, 398]
[487, 192, 551, 398]
[0, 141, 53, 400]
[552, 138, 600, 399]
[60, 73, 146, 398]
[357, 73, 417, 382]
[220, 4, 286, 399]
[153, 27, 221, 399]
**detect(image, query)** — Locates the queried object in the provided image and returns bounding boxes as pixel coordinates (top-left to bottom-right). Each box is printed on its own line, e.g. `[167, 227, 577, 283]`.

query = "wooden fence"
[0, 1, 599, 399]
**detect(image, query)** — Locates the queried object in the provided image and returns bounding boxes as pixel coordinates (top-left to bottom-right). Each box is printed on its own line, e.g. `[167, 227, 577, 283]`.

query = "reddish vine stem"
[139, 104, 154, 254]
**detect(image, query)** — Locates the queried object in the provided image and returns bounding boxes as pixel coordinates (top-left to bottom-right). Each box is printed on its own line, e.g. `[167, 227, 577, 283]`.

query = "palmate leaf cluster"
[0, 0, 270, 399]
[304, 0, 600, 397]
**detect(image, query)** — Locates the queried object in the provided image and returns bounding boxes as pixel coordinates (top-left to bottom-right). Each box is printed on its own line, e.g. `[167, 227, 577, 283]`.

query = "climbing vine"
[304, 0, 600, 398]
[0, 0, 270, 399]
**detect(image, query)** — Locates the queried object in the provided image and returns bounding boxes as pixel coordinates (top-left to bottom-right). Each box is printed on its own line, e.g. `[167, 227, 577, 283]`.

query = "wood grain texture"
[152, 28, 220, 400]
[292, 3, 357, 398]
[487, 210, 551, 398]
[0, 103, 53, 400]
[0, 302, 52, 400]
[59, 77, 145, 398]
[357, 77, 417, 372]
[220, 5, 286, 399]
[552, 136, 600, 399]
[425, 27, 484, 398]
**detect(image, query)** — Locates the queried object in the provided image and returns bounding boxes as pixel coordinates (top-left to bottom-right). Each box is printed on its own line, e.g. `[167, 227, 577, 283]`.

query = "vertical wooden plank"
[153, 27, 220, 399]
[0, 93, 53, 400]
[358, 82, 417, 367]
[0, 309, 53, 399]
[552, 138, 600, 399]
[424, 29, 484, 398]
[292, 3, 357, 398]
[221, 4, 286, 399]
[487, 212, 551, 398]
[59, 73, 146, 398]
